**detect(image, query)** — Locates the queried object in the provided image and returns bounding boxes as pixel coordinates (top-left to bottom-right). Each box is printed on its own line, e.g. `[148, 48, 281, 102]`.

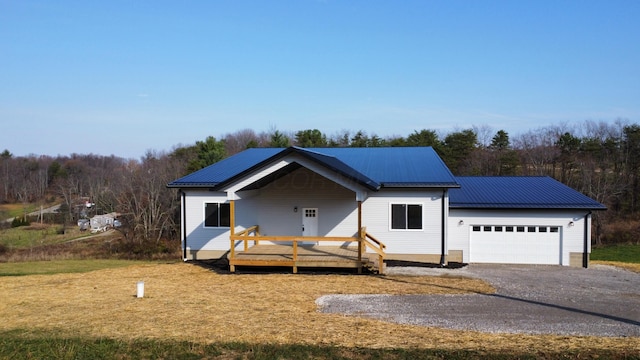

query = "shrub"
[599, 218, 640, 245]
[11, 217, 30, 228]
[103, 237, 180, 260]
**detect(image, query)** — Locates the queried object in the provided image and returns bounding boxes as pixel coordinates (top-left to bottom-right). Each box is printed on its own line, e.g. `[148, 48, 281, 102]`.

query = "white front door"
[302, 208, 318, 244]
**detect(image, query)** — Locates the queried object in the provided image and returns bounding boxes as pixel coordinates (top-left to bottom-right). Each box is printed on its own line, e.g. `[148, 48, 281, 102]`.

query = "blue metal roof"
[167, 147, 459, 189]
[167, 148, 281, 187]
[449, 176, 606, 210]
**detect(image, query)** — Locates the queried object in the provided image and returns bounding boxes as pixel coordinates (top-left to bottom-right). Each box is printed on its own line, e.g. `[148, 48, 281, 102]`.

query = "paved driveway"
[316, 264, 640, 337]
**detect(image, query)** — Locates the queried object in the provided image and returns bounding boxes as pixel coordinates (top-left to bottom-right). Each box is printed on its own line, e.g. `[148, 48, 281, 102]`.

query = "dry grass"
[592, 260, 640, 273]
[0, 262, 638, 353]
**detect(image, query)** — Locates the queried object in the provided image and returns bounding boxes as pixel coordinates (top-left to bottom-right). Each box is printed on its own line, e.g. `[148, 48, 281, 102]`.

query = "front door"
[302, 208, 318, 245]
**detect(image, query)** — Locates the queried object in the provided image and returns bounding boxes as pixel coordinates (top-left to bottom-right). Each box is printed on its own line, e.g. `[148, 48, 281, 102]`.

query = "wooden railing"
[228, 225, 386, 273]
[360, 227, 386, 274]
[230, 225, 261, 261]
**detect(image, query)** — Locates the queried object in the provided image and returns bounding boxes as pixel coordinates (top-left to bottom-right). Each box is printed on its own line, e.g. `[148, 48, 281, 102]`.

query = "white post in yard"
[136, 281, 145, 298]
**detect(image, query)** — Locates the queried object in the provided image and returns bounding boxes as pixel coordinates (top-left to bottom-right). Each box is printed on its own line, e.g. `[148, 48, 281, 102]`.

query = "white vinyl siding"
[183, 191, 232, 252]
[253, 167, 357, 241]
[363, 190, 445, 256]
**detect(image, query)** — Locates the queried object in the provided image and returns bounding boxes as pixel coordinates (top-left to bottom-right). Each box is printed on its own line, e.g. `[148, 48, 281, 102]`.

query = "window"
[204, 202, 231, 228]
[528, 226, 536, 232]
[472, 226, 481, 231]
[550, 227, 559, 233]
[495, 226, 503, 232]
[391, 204, 422, 230]
[483, 226, 492, 232]
[517, 226, 525, 232]
[539, 226, 547, 233]
[505, 226, 514, 232]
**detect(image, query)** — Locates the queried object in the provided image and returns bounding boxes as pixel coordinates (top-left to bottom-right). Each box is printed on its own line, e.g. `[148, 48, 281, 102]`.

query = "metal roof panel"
[167, 148, 281, 187]
[449, 176, 606, 210]
[168, 147, 458, 189]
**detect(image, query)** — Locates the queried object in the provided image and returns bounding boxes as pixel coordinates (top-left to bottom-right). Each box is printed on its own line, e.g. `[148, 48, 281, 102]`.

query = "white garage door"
[469, 225, 561, 265]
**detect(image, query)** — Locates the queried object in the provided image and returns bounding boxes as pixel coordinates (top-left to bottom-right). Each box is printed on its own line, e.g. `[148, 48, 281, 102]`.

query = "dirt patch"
[0, 262, 637, 352]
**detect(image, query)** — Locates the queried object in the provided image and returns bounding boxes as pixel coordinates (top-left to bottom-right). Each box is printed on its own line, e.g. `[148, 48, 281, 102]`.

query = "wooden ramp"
[229, 245, 378, 273]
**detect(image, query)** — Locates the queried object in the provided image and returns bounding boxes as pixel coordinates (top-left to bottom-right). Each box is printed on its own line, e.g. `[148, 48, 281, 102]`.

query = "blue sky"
[1, 0, 638, 158]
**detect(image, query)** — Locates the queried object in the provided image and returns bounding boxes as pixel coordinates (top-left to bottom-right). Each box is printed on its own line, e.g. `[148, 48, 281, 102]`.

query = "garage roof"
[167, 146, 459, 190]
[449, 176, 606, 210]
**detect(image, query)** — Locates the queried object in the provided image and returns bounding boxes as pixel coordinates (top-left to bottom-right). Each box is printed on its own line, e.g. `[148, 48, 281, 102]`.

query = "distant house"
[168, 147, 605, 270]
[89, 212, 120, 233]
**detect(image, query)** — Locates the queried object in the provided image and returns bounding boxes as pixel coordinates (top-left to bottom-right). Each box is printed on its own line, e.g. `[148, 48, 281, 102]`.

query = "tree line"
[1, 119, 638, 246]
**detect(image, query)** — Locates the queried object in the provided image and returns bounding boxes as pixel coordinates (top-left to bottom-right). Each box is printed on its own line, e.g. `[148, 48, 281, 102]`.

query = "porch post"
[357, 200, 362, 274]
[229, 199, 236, 272]
[230, 199, 235, 236]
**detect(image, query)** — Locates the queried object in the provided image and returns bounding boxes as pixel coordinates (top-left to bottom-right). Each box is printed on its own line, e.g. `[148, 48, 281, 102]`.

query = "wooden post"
[293, 240, 298, 274]
[230, 200, 235, 236]
[229, 199, 236, 273]
[357, 201, 362, 274]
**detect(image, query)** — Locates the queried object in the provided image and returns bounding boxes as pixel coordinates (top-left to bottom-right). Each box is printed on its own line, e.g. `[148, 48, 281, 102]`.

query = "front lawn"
[0, 262, 636, 357]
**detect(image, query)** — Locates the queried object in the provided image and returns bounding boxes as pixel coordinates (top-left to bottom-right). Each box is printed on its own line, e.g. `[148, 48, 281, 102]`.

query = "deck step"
[362, 259, 384, 274]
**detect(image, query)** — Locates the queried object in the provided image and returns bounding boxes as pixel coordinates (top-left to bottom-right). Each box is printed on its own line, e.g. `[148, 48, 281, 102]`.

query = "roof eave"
[166, 183, 219, 189]
[450, 204, 607, 210]
[381, 183, 460, 189]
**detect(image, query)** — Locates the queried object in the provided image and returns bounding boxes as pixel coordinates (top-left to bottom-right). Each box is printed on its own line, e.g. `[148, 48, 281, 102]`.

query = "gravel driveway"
[316, 264, 640, 337]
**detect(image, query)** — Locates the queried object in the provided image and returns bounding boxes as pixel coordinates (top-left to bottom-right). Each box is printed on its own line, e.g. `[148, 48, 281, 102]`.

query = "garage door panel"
[470, 225, 560, 265]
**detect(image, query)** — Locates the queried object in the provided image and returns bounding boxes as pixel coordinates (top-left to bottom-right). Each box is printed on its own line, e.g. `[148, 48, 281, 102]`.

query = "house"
[88, 212, 121, 233]
[89, 212, 118, 233]
[167, 146, 605, 271]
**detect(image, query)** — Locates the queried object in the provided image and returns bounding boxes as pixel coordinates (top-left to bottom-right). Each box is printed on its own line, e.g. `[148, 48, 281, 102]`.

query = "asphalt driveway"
[316, 264, 640, 337]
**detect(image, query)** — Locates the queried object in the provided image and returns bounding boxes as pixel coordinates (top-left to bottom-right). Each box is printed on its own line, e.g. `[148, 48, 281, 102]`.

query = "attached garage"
[447, 176, 606, 268]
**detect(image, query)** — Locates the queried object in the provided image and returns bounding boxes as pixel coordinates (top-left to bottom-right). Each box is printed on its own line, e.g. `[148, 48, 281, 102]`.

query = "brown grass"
[592, 260, 640, 273]
[0, 262, 637, 352]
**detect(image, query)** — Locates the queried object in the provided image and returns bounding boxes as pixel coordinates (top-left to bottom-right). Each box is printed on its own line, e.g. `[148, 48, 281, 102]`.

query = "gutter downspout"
[181, 191, 187, 261]
[583, 211, 592, 268]
[440, 189, 446, 267]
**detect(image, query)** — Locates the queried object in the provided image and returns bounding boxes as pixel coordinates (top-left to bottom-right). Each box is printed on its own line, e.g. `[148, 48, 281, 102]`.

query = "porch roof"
[167, 146, 459, 190]
[449, 176, 607, 210]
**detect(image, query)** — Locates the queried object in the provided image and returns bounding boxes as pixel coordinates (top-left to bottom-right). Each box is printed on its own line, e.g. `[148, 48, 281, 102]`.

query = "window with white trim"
[204, 202, 231, 228]
[390, 203, 423, 230]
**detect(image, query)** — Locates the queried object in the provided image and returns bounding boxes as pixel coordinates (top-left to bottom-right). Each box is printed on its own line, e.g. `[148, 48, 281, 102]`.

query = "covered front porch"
[220, 149, 386, 273]
[228, 225, 386, 274]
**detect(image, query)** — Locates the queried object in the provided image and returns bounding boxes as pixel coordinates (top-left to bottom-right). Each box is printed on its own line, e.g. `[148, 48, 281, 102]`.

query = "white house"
[168, 146, 605, 269]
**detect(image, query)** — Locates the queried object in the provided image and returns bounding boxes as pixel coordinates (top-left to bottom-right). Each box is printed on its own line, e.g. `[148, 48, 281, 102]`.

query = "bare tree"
[224, 128, 264, 155]
[512, 128, 560, 176]
[117, 151, 180, 244]
[472, 124, 495, 148]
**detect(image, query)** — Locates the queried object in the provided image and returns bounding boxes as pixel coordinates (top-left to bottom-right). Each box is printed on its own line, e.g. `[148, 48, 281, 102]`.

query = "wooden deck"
[228, 226, 386, 274]
[229, 245, 377, 273]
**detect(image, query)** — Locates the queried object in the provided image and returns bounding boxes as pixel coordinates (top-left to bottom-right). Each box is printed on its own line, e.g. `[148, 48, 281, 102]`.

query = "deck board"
[230, 245, 373, 270]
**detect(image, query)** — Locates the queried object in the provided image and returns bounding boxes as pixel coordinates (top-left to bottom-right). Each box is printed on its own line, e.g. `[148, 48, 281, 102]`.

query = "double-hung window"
[204, 202, 231, 228]
[390, 203, 423, 230]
